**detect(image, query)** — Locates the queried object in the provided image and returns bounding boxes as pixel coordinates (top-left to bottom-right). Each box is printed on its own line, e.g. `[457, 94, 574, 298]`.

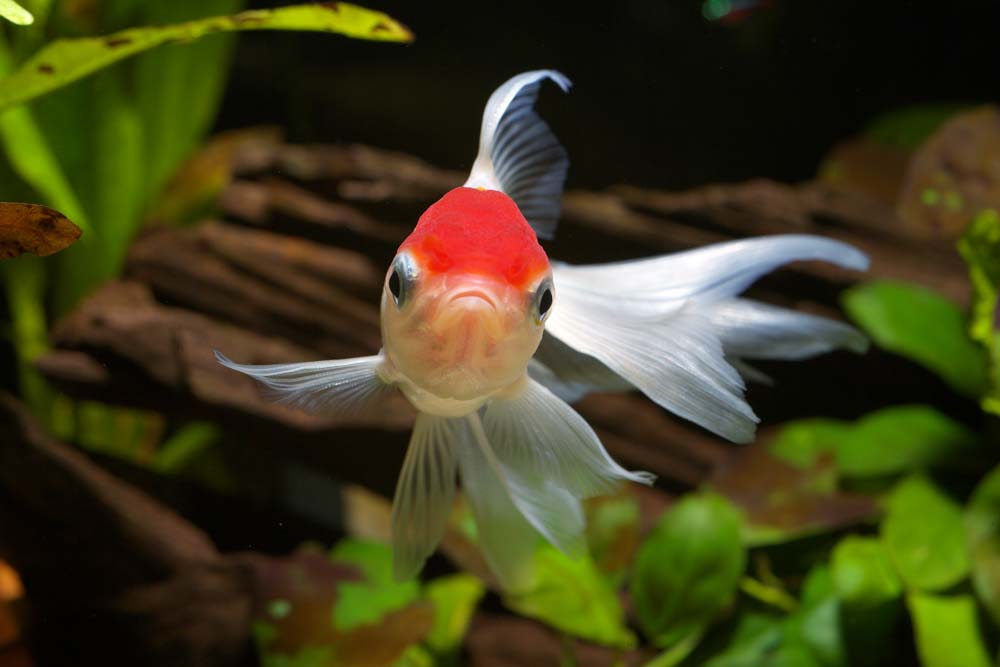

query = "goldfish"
[217, 70, 868, 590]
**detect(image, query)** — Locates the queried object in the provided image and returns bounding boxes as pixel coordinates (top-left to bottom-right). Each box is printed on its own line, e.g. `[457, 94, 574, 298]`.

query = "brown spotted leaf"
[708, 442, 877, 546]
[0, 3, 413, 113]
[0, 202, 81, 258]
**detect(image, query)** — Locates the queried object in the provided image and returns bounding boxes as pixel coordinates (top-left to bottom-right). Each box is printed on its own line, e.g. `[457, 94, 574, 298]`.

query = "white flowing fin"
[215, 351, 395, 419]
[526, 359, 591, 403]
[391, 413, 459, 581]
[483, 377, 653, 499]
[545, 235, 869, 442]
[730, 359, 774, 386]
[709, 299, 869, 360]
[551, 235, 869, 311]
[458, 413, 587, 589]
[453, 418, 540, 592]
[465, 70, 571, 238]
[531, 333, 633, 401]
[546, 298, 758, 442]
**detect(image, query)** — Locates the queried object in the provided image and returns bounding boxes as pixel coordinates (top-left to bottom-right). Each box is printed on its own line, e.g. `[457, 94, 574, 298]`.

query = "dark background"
[221, 0, 1000, 190]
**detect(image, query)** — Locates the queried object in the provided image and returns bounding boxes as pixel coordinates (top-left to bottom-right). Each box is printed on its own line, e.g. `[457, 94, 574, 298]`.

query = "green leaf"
[842, 281, 988, 397]
[966, 463, 1000, 626]
[705, 571, 846, 667]
[882, 476, 969, 591]
[835, 405, 979, 478]
[133, 0, 243, 210]
[330, 539, 420, 632]
[630, 492, 745, 648]
[830, 536, 903, 666]
[832, 536, 902, 611]
[770, 407, 978, 480]
[423, 574, 485, 653]
[768, 418, 851, 469]
[585, 492, 641, 584]
[957, 208, 1000, 414]
[0, 2, 412, 113]
[86, 68, 144, 286]
[907, 593, 991, 667]
[703, 613, 784, 667]
[0, 0, 32, 25]
[784, 566, 846, 667]
[153, 421, 220, 473]
[504, 544, 635, 648]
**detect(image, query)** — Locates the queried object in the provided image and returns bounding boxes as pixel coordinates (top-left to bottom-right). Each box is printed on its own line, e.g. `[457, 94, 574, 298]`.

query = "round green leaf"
[835, 405, 978, 478]
[768, 418, 851, 469]
[831, 536, 904, 666]
[907, 593, 991, 667]
[423, 574, 485, 653]
[504, 544, 636, 648]
[832, 537, 902, 606]
[882, 476, 969, 591]
[330, 539, 420, 631]
[842, 281, 988, 398]
[630, 492, 746, 648]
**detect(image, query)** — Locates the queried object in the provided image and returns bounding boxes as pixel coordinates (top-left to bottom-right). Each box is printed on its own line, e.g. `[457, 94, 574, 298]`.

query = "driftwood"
[0, 392, 667, 667]
[35, 140, 970, 495]
[11, 138, 975, 665]
[0, 393, 269, 666]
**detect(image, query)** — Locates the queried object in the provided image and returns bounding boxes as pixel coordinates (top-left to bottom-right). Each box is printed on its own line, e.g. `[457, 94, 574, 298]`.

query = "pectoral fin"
[215, 351, 397, 419]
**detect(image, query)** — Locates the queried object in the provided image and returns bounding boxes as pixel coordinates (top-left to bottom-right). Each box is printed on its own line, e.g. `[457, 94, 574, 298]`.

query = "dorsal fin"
[465, 70, 571, 239]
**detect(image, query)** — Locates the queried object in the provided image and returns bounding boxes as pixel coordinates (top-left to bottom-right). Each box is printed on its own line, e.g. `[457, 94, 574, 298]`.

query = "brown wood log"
[18, 138, 973, 666]
[35, 140, 971, 495]
[0, 393, 254, 666]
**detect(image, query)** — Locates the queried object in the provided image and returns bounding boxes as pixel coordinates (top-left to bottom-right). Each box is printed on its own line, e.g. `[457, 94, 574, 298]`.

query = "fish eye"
[386, 253, 418, 308]
[533, 279, 554, 324]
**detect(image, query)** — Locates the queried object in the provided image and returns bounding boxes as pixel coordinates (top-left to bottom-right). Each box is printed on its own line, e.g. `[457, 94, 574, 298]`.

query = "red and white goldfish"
[217, 70, 868, 590]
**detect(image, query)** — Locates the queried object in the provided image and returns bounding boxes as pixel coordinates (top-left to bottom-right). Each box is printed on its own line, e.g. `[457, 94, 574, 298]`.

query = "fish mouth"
[448, 288, 498, 310]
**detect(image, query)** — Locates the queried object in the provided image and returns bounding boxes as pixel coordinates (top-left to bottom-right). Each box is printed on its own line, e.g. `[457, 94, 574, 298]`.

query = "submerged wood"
[17, 139, 970, 665]
[36, 140, 967, 496]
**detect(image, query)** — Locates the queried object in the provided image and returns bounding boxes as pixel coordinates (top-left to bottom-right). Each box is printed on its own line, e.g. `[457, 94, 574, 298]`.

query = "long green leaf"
[0, 0, 32, 25]
[0, 2, 412, 112]
[0, 33, 89, 415]
[134, 0, 242, 208]
[0, 41, 88, 229]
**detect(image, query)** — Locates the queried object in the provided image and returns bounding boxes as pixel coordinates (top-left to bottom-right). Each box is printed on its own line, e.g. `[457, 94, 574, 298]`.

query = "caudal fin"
[543, 235, 870, 443]
[465, 70, 571, 239]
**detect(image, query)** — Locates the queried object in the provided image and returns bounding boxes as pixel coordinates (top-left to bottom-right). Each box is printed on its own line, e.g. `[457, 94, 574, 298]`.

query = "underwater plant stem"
[641, 627, 705, 667]
[739, 575, 799, 612]
[558, 633, 577, 667]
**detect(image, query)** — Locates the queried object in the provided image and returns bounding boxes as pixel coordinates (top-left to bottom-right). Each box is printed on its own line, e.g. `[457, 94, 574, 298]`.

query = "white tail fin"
[465, 70, 571, 238]
[544, 235, 870, 442]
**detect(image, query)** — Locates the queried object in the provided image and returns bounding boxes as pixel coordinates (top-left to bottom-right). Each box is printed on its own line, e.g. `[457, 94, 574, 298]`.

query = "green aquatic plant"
[0, 0, 410, 446]
[0, 0, 32, 26]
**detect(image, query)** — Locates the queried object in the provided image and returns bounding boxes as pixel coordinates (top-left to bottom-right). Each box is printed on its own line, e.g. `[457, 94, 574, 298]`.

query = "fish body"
[218, 70, 868, 590]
